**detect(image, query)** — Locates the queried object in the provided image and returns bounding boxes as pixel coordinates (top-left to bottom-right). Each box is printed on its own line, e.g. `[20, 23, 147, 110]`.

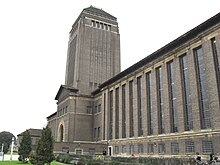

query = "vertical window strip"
[167, 61, 178, 132]
[156, 67, 165, 134]
[194, 46, 211, 129]
[115, 88, 119, 139]
[122, 84, 126, 138]
[109, 91, 113, 140]
[211, 38, 220, 102]
[180, 54, 193, 131]
[146, 72, 153, 135]
[103, 93, 106, 140]
[137, 76, 143, 136]
[130, 145, 134, 154]
[129, 80, 134, 137]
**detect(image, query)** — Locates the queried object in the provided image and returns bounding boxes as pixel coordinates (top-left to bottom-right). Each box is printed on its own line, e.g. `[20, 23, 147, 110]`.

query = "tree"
[18, 130, 32, 163]
[0, 131, 16, 154]
[35, 126, 54, 165]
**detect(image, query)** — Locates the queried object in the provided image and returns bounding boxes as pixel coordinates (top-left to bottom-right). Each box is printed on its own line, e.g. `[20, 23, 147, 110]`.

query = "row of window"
[86, 104, 102, 114]
[94, 127, 101, 140]
[114, 141, 213, 154]
[57, 106, 68, 117]
[91, 20, 111, 31]
[105, 37, 219, 140]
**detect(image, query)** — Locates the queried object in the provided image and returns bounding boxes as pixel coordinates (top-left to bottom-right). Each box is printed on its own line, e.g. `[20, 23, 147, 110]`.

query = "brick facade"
[47, 8, 220, 159]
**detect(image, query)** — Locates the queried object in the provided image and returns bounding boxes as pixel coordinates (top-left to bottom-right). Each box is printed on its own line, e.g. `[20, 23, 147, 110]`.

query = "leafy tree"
[35, 126, 54, 165]
[18, 130, 32, 163]
[0, 131, 15, 154]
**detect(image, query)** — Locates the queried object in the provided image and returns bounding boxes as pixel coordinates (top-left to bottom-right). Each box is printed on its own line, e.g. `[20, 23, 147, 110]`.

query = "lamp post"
[10, 137, 14, 161]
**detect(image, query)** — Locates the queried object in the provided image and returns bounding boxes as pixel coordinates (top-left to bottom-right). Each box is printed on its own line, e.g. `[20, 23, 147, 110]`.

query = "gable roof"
[55, 85, 78, 100]
[92, 12, 220, 94]
[46, 112, 57, 120]
[83, 6, 117, 20]
[17, 129, 42, 137]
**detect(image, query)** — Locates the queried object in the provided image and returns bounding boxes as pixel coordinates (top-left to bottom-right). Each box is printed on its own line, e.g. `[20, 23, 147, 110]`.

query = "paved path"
[0, 154, 19, 161]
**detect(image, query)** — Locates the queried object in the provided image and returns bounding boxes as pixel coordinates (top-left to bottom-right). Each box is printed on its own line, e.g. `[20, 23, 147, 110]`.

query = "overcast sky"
[0, 0, 219, 137]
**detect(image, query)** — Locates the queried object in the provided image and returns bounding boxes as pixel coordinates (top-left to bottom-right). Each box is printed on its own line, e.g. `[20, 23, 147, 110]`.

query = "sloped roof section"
[94, 12, 220, 93]
[17, 129, 42, 137]
[55, 85, 78, 100]
[83, 6, 117, 20]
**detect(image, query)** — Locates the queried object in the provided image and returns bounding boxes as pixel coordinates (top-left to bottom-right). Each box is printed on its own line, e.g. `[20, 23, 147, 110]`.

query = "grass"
[0, 161, 66, 165]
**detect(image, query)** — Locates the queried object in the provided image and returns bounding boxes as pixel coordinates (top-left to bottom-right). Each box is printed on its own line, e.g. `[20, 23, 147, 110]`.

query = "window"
[202, 141, 213, 153]
[137, 76, 143, 136]
[156, 67, 165, 134]
[59, 124, 64, 142]
[94, 106, 97, 114]
[96, 22, 99, 28]
[129, 80, 134, 137]
[146, 72, 153, 135]
[87, 106, 92, 114]
[147, 143, 154, 153]
[138, 144, 144, 154]
[122, 84, 126, 138]
[115, 88, 119, 139]
[171, 142, 179, 154]
[98, 104, 101, 112]
[180, 54, 193, 131]
[109, 91, 113, 140]
[107, 25, 111, 31]
[129, 145, 134, 154]
[115, 146, 119, 154]
[100, 23, 104, 29]
[92, 20, 95, 27]
[211, 38, 220, 102]
[122, 145, 126, 153]
[158, 143, 165, 154]
[97, 127, 100, 138]
[185, 141, 195, 153]
[89, 148, 95, 155]
[103, 93, 106, 140]
[194, 46, 211, 129]
[65, 106, 68, 113]
[167, 61, 178, 132]
[94, 128, 97, 139]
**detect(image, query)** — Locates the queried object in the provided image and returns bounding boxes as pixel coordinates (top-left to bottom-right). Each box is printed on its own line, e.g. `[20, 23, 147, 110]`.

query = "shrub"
[29, 151, 37, 164]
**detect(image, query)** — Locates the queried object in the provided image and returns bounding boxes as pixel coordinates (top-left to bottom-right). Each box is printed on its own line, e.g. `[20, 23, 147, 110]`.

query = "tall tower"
[65, 6, 120, 94]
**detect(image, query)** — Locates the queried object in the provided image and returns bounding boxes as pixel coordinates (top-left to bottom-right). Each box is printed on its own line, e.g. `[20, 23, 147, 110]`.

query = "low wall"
[111, 157, 196, 165]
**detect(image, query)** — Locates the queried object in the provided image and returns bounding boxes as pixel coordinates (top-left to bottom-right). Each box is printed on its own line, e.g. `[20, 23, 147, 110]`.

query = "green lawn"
[0, 161, 66, 165]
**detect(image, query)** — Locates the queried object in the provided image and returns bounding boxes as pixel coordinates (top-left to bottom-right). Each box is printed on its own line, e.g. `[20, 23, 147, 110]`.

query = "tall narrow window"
[115, 88, 119, 139]
[211, 38, 220, 102]
[129, 80, 134, 137]
[98, 127, 100, 139]
[156, 67, 165, 134]
[122, 84, 126, 138]
[109, 91, 113, 140]
[59, 124, 64, 142]
[94, 128, 97, 139]
[129, 145, 134, 154]
[103, 93, 106, 140]
[167, 61, 178, 132]
[180, 54, 193, 131]
[146, 72, 153, 135]
[194, 46, 211, 129]
[137, 76, 143, 136]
